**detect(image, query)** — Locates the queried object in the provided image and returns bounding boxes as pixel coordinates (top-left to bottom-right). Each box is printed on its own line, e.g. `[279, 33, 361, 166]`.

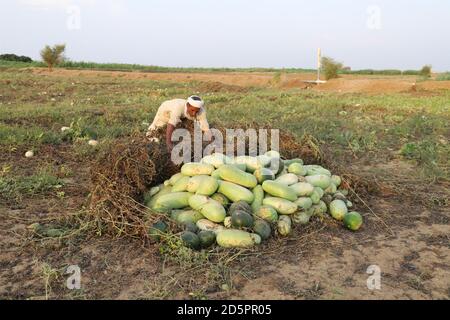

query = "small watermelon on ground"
[344, 212, 363, 231]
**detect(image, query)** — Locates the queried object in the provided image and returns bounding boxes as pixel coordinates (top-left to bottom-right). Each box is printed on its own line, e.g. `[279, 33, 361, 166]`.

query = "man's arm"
[166, 124, 175, 151]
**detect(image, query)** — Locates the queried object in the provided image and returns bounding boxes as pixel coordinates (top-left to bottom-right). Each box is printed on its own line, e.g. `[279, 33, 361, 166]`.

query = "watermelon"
[255, 206, 279, 223]
[216, 230, 261, 248]
[295, 197, 313, 210]
[305, 175, 332, 189]
[310, 190, 321, 205]
[181, 231, 201, 250]
[344, 212, 363, 231]
[229, 201, 252, 215]
[277, 215, 292, 236]
[172, 176, 190, 192]
[251, 185, 264, 213]
[275, 173, 299, 186]
[196, 219, 225, 234]
[331, 175, 342, 187]
[329, 200, 348, 221]
[283, 158, 303, 166]
[231, 210, 254, 229]
[262, 181, 297, 202]
[219, 164, 258, 189]
[148, 221, 168, 243]
[253, 219, 271, 240]
[182, 221, 199, 234]
[198, 230, 216, 248]
[288, 163, 307, 176]
[211, 193, 230, 207]
[170, 210, 204, 225]
[253, 168, 275, 184]
[262, 197, 297, 215]
[292, 211, 310, 225]
[169, 173, 185, 186]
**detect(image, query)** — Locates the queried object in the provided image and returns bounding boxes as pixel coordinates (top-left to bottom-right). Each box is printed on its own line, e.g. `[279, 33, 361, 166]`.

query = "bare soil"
[31, 68, 450, 94]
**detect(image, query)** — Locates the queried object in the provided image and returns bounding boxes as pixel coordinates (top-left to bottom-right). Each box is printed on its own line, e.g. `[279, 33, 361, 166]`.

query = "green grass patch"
[0, 167, 64, 203]
[1, 59, 440, 77]
[436, 73, 450, 81]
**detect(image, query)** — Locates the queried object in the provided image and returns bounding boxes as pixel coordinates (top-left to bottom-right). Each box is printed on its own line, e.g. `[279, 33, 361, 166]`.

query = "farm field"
[0, 66, 449, 300]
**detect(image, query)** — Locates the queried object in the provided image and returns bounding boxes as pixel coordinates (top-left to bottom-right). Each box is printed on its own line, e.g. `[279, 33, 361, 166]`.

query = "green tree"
[419, 65, 432, 78]
[321, 57, 343, 80]
[40, 44, 66, 71]
[0, 54, 33, 62]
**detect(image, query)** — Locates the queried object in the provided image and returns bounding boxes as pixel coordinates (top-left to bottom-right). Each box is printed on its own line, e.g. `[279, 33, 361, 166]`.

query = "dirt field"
[32, 68, 450, 94]
[1, 67, 449, 300]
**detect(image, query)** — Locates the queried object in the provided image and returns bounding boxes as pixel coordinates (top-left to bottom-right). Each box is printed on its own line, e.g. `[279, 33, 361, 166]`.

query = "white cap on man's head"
[187, 96, 204, 109]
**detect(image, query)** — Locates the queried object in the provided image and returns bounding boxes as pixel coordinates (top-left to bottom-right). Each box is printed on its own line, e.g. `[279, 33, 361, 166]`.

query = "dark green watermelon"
[231, 210, 254, 229]
[148, 221, 168, 243]
[182, 221, 199, 234]
[253, 219, 271, 240]
[198, 231, 216, 248]
[181, 231, 201, 250]
[229, 201, 252, 216]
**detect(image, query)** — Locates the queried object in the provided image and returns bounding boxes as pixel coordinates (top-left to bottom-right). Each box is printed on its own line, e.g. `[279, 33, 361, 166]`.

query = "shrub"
[419, 65, 432, 78]
[321, 57, 343, 80]
[40, 44, 66, 71]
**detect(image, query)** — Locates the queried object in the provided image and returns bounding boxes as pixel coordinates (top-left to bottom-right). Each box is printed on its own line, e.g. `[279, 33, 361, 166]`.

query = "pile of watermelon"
[145, 151, 364, 250]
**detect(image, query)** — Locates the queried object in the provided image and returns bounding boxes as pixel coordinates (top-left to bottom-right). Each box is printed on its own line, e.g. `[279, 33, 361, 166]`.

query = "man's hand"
[146, 130, 160, 143]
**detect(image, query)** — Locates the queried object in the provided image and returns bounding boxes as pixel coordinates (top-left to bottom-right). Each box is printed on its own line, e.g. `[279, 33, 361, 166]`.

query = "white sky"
[1, 0, 449, 71]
